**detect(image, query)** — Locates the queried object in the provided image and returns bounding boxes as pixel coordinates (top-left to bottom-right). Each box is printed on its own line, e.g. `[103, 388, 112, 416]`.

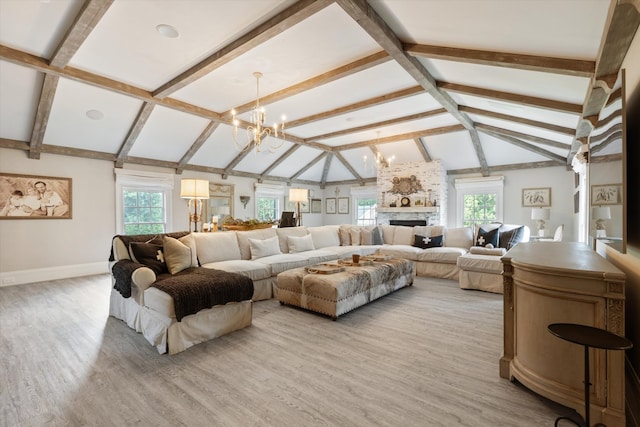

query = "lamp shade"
[289, 188, 308, 202]
[531, 207, 550, 220]
[592, 206, 611, 220]
[180, 179, 209, 199]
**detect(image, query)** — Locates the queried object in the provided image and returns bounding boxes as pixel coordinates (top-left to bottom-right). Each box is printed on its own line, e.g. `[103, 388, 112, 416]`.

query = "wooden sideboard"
[500, 242, 627, 426]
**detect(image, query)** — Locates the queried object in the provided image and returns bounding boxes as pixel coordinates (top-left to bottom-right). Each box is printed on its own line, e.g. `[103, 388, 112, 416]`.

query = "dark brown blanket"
[112, 260, 146, 298]
[152, 267, 254, 321]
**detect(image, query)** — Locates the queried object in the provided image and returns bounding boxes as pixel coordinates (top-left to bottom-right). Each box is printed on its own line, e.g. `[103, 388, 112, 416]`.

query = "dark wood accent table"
[548, 323, 633, 427]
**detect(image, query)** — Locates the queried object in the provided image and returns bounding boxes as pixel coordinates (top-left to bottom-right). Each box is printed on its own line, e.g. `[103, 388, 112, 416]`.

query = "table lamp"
[531, 207, 550, 237]
[289, 188, 308, 226]
[592, 206, 611, 238]
[180, 179, 209, 232]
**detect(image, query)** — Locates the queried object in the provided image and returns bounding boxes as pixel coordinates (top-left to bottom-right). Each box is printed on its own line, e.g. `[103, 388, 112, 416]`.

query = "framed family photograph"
[591, 183, 621, 205]
[522, 187, 551, 207]
[326, 198, 336, 214]
[311, 198, 322, 213]
[0, 173, 72, 219]
[338, 197, 350, 214]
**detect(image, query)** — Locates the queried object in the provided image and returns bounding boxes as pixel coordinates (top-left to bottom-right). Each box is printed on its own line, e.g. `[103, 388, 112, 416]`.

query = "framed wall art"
[338, 197, 350, 214]
[0, 173, 72, 219]
[522, 187, 551, 207]
[284, 196, 309, 213]
[591, 183, 621, 205]
[311, 198, 322, 213]
[326, 198, 336, 214]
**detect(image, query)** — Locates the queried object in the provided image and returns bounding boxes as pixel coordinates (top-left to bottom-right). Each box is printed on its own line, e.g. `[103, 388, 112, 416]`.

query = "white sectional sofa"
[109, 222, 528, 354]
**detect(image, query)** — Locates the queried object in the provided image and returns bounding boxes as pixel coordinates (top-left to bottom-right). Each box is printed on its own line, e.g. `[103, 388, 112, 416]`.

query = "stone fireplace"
[376, 160, 447, 226]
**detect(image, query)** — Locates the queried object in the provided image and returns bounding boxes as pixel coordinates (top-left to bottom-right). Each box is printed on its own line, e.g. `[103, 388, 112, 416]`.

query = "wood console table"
[500, 242, 626, 426]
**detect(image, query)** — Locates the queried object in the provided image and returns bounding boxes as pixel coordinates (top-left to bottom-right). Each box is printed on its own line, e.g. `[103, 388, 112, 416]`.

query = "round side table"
[548, 323, 633, 427]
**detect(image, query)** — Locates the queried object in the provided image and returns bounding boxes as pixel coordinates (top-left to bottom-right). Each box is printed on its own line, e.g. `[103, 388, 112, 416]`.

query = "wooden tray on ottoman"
[338, 259, 374, 267]
[305, 263, 345, 274]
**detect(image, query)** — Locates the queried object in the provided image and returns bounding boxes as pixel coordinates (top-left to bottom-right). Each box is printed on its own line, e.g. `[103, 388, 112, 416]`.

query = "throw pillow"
[338, 226, 351, 246]
[129, 242, 167, 275]
[499, 226, 525, 250]
[249, 236, 282, 260]
[178, 233, 198, 267]
[163, 236, 192, 274]
[360, 227, 374, 245]
[372, 226, 384, 245]
[413, 234, 444, 249]
[476, 227, 499, 247]
[288, 234, 315, 253]
[349, 228, 361, 246]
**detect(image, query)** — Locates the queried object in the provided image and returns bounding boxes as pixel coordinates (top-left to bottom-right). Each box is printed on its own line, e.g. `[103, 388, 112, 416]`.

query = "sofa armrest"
[131, 266, 157, 292]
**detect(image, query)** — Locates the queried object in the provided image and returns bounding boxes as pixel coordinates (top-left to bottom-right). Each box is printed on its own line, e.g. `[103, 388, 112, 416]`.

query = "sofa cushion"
[392, 226, 414, 246]
[457, 253, 504, 274]
[249, 236, 282, 260]
[254, 253, 309, 275]
[129, 242, 167, 275]
[376, 245, 423, 261]
[469, 246, 507, 256]
[415, 247, 468, 264]
[308, 225, 340, 248]
[414, 225, 445, 238]
[379, 225, 396, 245]
[499, 225, 525, 249]
[236, 228, 278, 260]
[194, 232, 241, 264]
[444, 226, 474, 249]
[476, 227, 499, 247]
[276, 227, 308, 253]
[288, 234, 315, 253]
[413, 234, 443, 249]
[163, 236, 193, 274]
[199, 259, 272, 281]
[300, 249, 339, 264]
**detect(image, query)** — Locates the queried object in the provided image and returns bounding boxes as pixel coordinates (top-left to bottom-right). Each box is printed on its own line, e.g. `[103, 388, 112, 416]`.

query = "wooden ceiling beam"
[29, 74, 59, 159]
[49, 0, 114, 68]
[590, 130, 622, 154]
[469, 130, 490, 176]
[286, 86, 424, 128]
[459, 106, 576, 136]
[176, 122, 219, 174]
[479, 129, 566, 164]
[336, 0, 475, 130]
[227, 50, 390, 116]
[404, 44, 595, 77]
[291, 152, 328, 180]
[259, 145, 302, 182]
[115, 102, 155, 168]
[338, 124, 465, 150]
[334, 151, 365, 185]
[437, 82, 583, 114]
[153, 0, 334, 98]
[447, 160, 563, 176]
[475, 123, 571, 150]
[413, 138, 432, 162]
[320, 153, 335, 187]
[307, 108, 447, 141]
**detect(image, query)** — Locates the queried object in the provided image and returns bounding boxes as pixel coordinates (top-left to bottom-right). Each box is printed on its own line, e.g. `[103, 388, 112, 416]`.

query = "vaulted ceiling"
[1, 0, 638, 187]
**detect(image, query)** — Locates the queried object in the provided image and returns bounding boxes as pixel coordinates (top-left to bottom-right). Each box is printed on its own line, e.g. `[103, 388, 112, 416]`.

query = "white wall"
[589, 160, 623, 238]
[446, 165, 576, 241]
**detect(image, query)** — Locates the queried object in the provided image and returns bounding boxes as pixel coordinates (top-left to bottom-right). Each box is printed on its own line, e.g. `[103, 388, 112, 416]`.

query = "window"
[123, 189, 166, 234]
[351, 186, 377, 226]
[254, 184, 285, 222]
[115, 169, 174, 235]
[455, 177, 504, 227]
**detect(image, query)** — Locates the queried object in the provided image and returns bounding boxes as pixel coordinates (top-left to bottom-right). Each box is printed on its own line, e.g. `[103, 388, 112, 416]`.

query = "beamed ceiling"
[1, 0, 639, 187]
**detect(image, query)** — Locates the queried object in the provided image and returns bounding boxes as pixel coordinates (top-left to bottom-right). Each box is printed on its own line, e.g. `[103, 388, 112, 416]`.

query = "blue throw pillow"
[476, 227, 499, 247]
[413, 234, 443, 249]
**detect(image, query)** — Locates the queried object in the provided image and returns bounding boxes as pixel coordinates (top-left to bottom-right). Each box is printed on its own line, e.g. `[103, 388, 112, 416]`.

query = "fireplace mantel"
[378, 207, 438, 213]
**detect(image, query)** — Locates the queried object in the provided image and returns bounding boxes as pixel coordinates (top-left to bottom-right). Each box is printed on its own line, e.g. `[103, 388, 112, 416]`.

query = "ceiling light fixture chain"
[231, 72, 286, 153]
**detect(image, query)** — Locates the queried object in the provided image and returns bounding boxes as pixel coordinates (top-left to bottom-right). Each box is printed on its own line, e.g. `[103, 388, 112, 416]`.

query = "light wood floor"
[0, 274, 577, 426]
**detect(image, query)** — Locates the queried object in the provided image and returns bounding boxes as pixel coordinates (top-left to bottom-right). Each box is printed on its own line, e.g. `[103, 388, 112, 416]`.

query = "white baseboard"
[0, 262, 109, 287]
[628, 357, 640, 427]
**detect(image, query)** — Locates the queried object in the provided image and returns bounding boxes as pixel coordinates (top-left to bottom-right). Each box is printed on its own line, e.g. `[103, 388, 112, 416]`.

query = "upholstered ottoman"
[277, 258, 414, 319]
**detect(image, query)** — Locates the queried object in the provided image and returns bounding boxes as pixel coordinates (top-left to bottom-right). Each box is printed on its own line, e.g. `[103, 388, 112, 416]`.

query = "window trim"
[115, 169, 174, 234]
[454, 176, 504, 227]
[351, 186, 377, 225]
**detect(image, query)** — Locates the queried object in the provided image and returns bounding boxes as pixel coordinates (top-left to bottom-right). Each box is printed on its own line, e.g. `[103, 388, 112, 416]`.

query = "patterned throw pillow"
[413, 234, 444, 249]
[129, 242, 167, 275]
[476, 227, 499, 247]
[499, 226, 525, 250]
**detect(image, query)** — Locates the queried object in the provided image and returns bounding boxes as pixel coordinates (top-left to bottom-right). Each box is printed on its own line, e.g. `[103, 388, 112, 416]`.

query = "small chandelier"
[231, 72, 286, 153]
[364, 132, 395, 172]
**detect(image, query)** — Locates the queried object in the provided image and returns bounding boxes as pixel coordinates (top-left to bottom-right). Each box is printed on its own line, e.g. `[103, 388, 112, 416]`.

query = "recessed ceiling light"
[156, 24, 179, 38]
[86, 109, 104, 120]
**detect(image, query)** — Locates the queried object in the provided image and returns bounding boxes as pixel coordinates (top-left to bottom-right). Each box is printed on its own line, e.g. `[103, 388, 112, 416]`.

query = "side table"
[548, 323, 633, 427]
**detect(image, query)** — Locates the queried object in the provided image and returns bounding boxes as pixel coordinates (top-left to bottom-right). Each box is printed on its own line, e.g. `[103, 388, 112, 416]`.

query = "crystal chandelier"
[231, 72, 286, 153]
[364, 132, 395, 172]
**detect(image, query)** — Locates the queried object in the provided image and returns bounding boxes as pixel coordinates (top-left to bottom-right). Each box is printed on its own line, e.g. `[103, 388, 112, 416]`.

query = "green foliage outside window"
[463, 193, 497, 226]
[257, 197, 278, 222]
[356, 198, 377, 226]
[123, 190, 165, 235]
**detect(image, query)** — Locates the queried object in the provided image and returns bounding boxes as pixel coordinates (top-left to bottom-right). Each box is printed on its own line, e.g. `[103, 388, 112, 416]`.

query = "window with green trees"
[256, 196, 278, 222]
[123, 189, 166, 235]
[356, 197, 377, 226]
[462, 193, 497, 226]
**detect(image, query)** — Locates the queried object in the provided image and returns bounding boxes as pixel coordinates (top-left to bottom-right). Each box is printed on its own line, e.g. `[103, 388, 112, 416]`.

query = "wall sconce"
[531, 207, 550, 237]
[289, 188, 308, 226]
[180, 179, 209, 232]
[240, 195, 250, 208]
[592, 206, 611, 238]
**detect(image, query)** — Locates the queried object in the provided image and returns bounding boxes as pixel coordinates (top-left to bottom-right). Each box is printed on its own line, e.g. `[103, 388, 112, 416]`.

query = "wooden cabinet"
[500, 242, 626, 426]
